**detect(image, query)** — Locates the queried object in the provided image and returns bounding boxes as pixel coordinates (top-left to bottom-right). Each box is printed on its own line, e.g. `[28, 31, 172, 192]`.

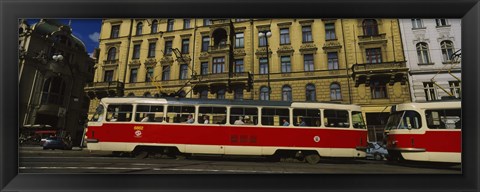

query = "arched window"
[217, 89, 225, 99]
[107, 47, 116, 61]
[330, 83, 342, 101]
[416, 42, 431, 64]
[40, 76, 66, 105]
[305, 84, 316, 101]
[260, 86, 270, 101]
[362, 19, 378, 36]
[200, 90, 208, 99]
[151, 20, 158, 34]
[440, 40, 454, 62]
[282, 85, 292, 101]
[144, 92, 152, 97]
[136, 22, 143, 36]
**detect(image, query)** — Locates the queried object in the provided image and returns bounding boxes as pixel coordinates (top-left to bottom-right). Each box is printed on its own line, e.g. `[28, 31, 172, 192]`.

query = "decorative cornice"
[128, 59, 141, 67]
[144, 58, 157, 66]
[233, 48, 246, 56]
[300, 43, 319, 53]
[322, 41, 342, 50]
[160, 56, 174, 65]
[277, 22, 292, 27]
[299, 19, 314, 26]
[199, 52, 209, 60]
[277, 45, 294, 54]
[163, 36, 175, 40]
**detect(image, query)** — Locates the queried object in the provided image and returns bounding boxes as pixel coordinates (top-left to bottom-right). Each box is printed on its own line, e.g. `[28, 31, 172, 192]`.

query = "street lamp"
[52, 54, 64, 62]
[258, 31, 272, 95]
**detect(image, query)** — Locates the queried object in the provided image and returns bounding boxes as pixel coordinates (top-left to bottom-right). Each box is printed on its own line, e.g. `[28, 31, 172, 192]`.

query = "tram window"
[426, 109, 461, 129]
[91, 105, 105, 122]
[167, 106, 195, 123]
[324, 109, 349, 128]
[135, 105, 164, 122]
[352, 111, 366, 129]
[293, 108, 321, 127]
[398, 111, 422, 129]
[230, 107, 258, 125]
[261, 108, 290, 126]
[199, 106, 227, 124]
[106, 104, 133, 122]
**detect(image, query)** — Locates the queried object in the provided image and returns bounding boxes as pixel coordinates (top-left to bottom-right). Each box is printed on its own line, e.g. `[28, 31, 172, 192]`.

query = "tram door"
[365, 112, 389, 143]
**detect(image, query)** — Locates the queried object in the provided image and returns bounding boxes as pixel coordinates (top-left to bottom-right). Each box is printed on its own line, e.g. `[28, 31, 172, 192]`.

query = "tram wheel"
[135, 151, 149, 159]
[374, 153, 383, 161]
[305, 154, 321, 164]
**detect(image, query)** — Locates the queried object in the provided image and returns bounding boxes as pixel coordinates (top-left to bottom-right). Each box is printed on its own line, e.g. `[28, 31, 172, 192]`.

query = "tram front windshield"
[90, 105, 105, 122]
[385, 110, 422, 130]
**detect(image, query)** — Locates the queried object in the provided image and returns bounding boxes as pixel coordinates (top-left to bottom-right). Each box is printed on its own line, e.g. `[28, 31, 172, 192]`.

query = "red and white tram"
[86, 97, 368, 164]
[384, 101, 461, 163]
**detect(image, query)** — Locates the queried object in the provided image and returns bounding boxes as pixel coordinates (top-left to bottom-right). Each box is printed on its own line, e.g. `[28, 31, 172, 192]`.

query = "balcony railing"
[357, 34, 387, 45]
[209, 44, 229, 53]
[103, 60, 119, 65]
[352, 62, 406, 73]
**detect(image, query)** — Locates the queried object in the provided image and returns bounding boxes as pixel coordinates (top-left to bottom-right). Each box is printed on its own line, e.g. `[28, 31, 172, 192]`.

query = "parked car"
[366, 142, 388, 160]
[42, 137, 72, 150]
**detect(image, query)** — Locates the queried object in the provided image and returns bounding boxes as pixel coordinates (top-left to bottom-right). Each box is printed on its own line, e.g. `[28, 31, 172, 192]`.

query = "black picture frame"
[2, 0, 479, 191]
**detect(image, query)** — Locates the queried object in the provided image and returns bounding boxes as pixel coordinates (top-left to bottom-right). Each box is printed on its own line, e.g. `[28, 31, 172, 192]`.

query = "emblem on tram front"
[134, 126, 144, 138]
[313, 136, 320, 143]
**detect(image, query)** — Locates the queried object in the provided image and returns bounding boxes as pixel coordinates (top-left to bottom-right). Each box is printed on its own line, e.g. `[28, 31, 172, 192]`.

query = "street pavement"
[19, 146, 462, 174]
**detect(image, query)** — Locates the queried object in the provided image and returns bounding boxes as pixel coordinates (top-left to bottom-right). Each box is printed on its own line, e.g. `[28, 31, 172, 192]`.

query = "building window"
[164, 41, 172, 55]
[235, 59, 244, 73]
[40, 77, 66, 105]
[260, 86, 270, 101]
[104, 70, 114, 82]
[302, 26, 312, 43]
[132, 44, 140, 59]
[282, 85, 292, 101]
[146, 67, 153, 82]
[148, 42, 156, 58]
[449, 81, 461, 98]
[325, 23, 336, 40]
[423, 82, 437, 101]
[436, 19, 448, 27]
[416, 42, 431, 64]
[362, 19, 378, 36]
[200, 90, 208, 99]
[281, 56, 291, 73]
[183, 19, 190, 29]
[327, 52, 339, 69]
[151, 20, 158, 33]
[280, 28, 290, 45]
[167, 19, 174, 31]
[411, 19, 423, 29]
[107, 47, 117, 61]
[162, 66, 170, 81]
[330, 83, 342, 100]
[202, 36, 210, 52]
[371, 79, 388, 99]
[366, 48, 382, 64]
[179, 64, 188, 80]
[203, 19, 211, 26]
[111, 25, 120, 38]
[201, 62, 209, 75]
[259, 35, 267, 47]
[130, 68, 138, 83]
[235, 33, 244, 48]
[234, 88, 243, 99]
[259, 57, 269, 74]
[136, 22, 143, 36]
[217, 89, 225, 99]
[306, 84, 316, 101]
[182, 39, 190, 54]
[441, 40, 455, 62]
[304, 54, 314, 71]
[212, 57, 225, 74]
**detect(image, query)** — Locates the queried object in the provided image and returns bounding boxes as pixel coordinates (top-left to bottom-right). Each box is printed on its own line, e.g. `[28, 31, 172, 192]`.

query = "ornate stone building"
[19, 19, 95, 145]
[86, 18, 410, 142]
[399, 18, 461, 102]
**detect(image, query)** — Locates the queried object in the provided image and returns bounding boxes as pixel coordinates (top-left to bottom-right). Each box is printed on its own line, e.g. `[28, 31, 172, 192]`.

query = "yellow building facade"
[85, 18, 410, 141]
